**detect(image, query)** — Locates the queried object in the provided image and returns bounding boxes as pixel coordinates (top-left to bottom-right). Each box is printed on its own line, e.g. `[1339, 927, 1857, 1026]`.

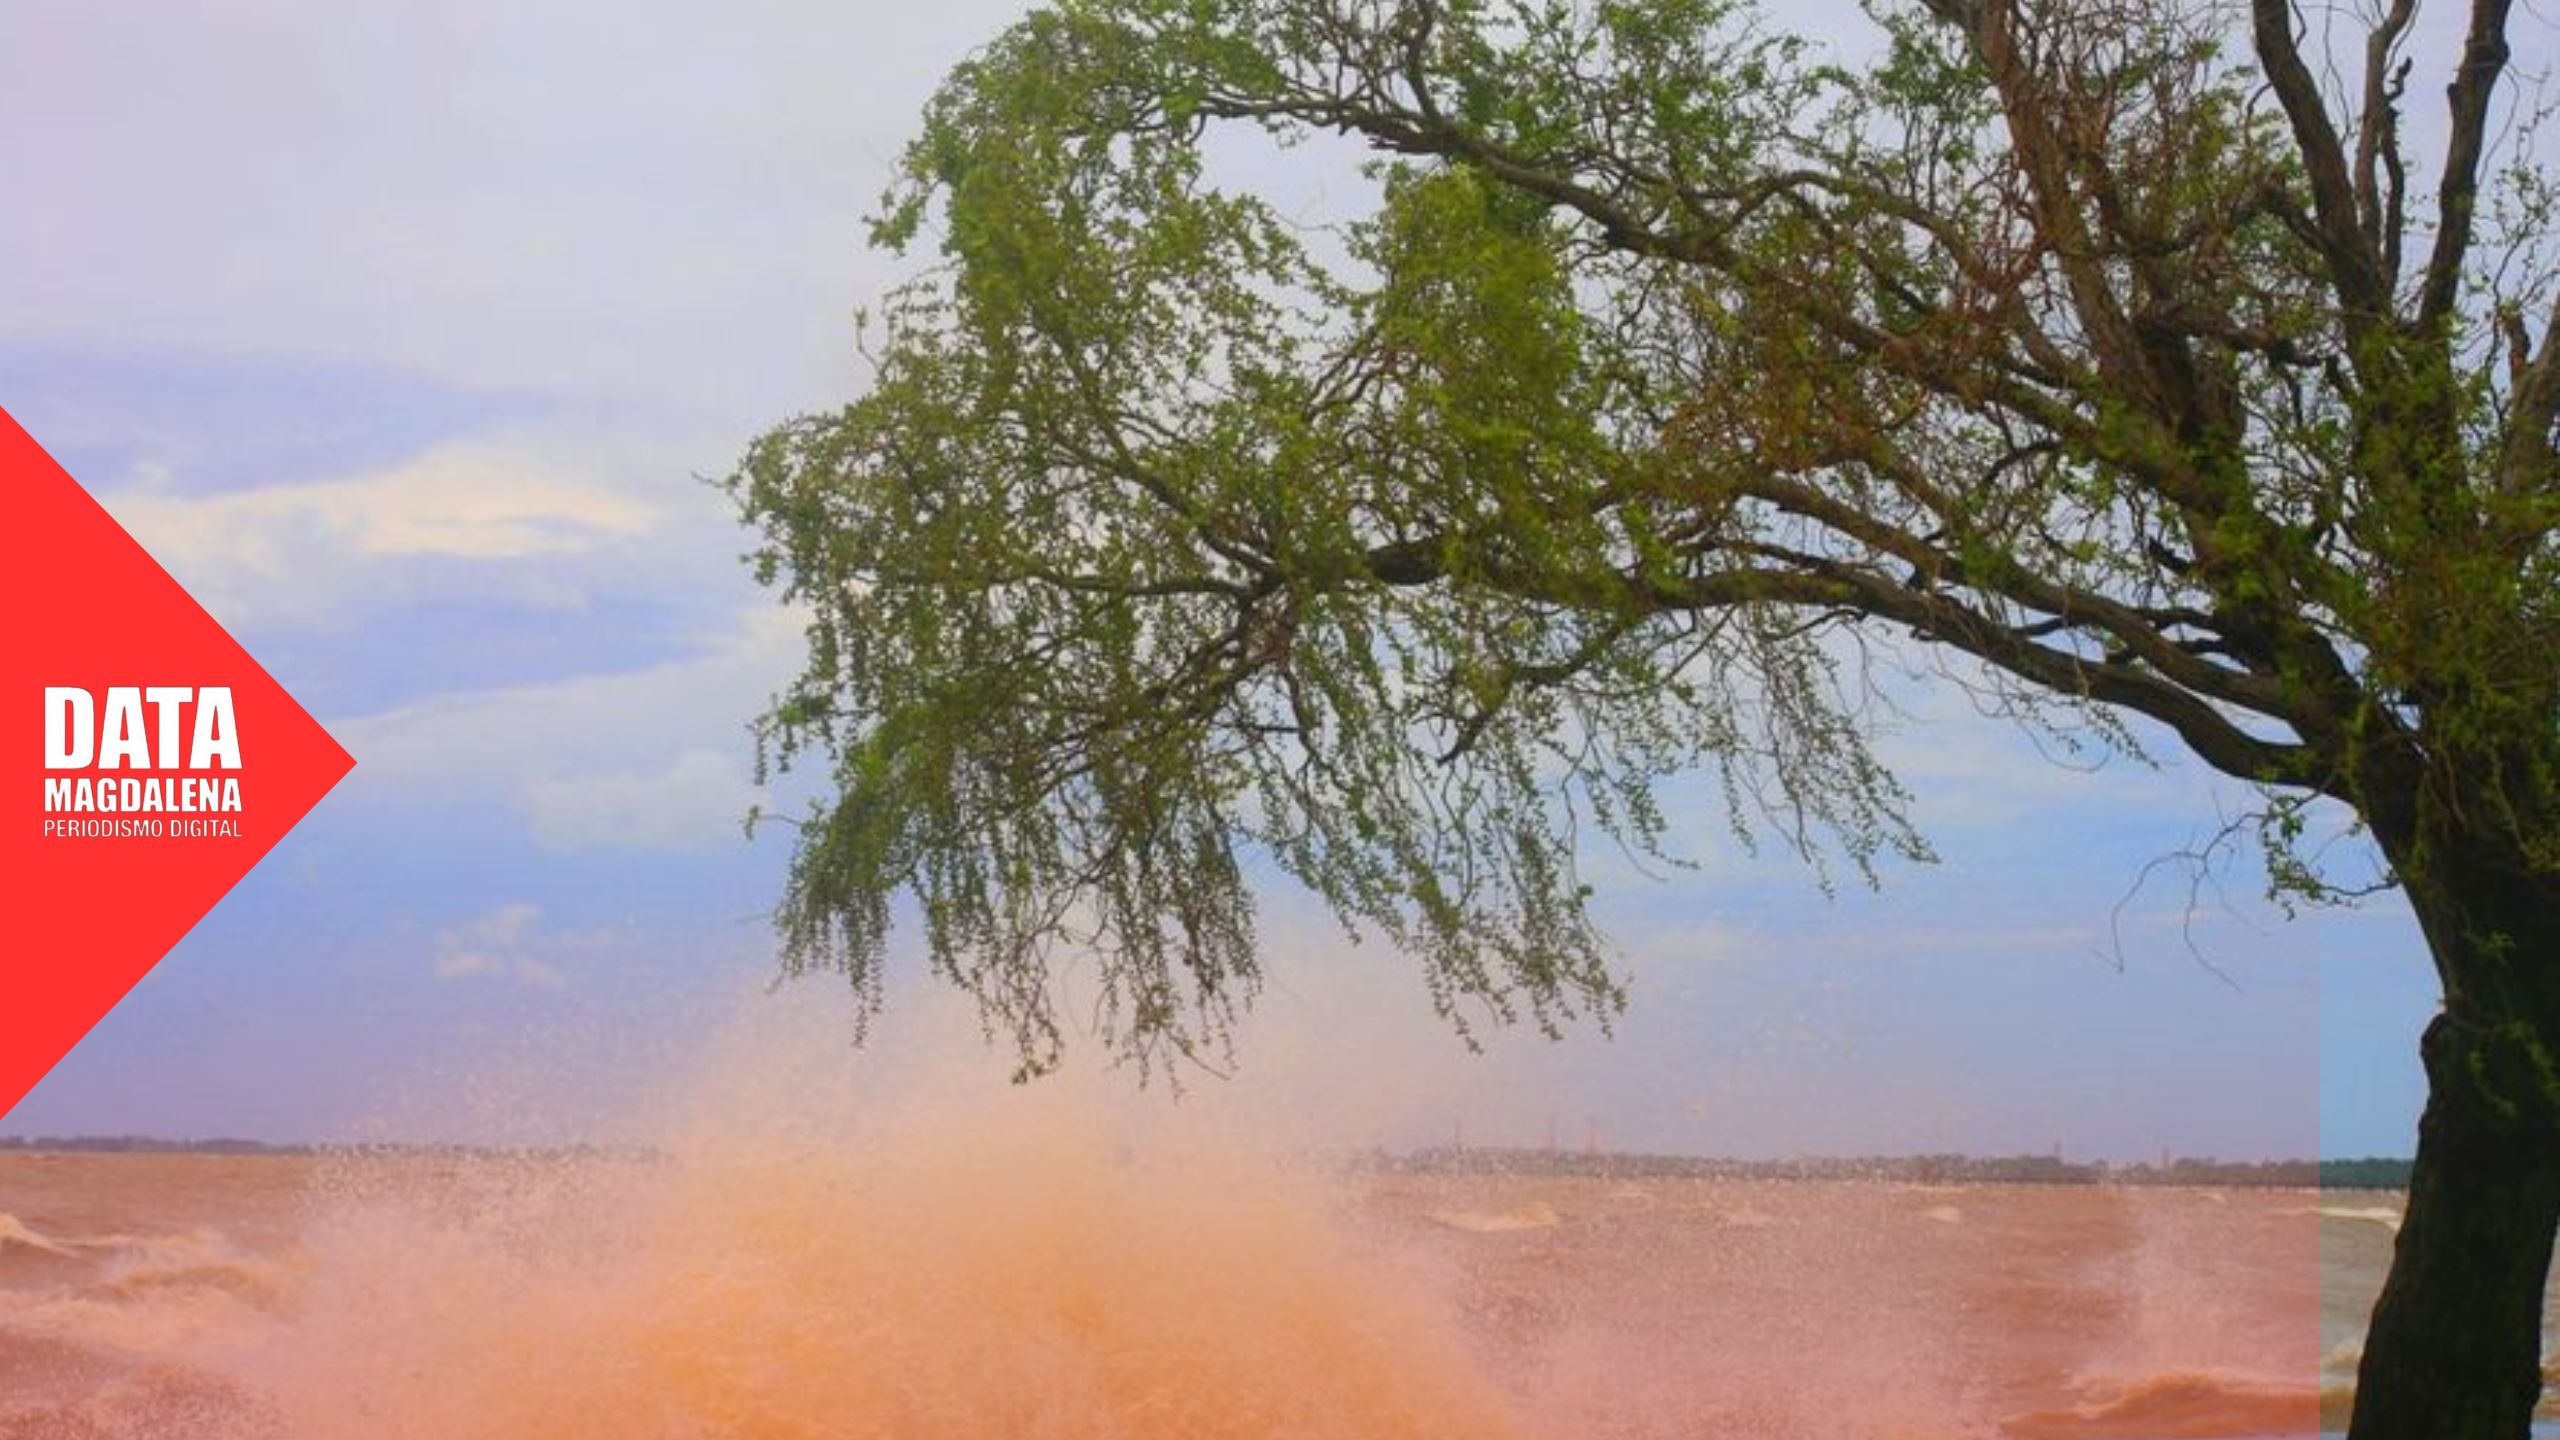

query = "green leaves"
[735, 0, 2558, 1074]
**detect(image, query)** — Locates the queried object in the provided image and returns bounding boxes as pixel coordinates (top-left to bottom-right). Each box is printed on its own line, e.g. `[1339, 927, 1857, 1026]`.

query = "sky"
[0, 0, 2494, 1162]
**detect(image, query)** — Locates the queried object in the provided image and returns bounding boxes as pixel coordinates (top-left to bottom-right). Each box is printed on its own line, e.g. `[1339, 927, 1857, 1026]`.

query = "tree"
[727, 1, 2559, 1434]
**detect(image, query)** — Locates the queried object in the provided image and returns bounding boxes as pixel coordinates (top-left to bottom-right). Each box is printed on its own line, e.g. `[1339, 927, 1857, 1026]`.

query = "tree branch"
[2498, 288, 2560, 503]
[1354, 526, 2327, 794]
[2354, 0, 2418, 275]
[2419, 0, 2517, 328]
[2250, 0, 2392, 327]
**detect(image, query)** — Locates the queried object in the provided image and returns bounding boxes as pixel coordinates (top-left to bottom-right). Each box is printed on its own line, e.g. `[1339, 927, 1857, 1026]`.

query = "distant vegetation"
[2320, 1157, 2418, 1190]
[0, 1136, 650, 1161]
[1364, 1147, 2406, 1190]
[0, 1134, 307, 1154]
[0, 1136, 2415, 1189]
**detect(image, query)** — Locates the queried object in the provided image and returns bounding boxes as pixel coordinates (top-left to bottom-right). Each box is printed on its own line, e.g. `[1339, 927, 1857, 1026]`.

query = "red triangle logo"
[1, 407, 355, 1118]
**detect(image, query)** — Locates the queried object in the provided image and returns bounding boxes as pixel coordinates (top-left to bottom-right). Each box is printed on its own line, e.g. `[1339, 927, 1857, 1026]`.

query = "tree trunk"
[2348, 862, 2560, 1440]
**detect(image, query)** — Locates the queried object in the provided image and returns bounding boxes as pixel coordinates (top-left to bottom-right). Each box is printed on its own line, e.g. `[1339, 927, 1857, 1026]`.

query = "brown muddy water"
[8, 1136, 2540, 1440]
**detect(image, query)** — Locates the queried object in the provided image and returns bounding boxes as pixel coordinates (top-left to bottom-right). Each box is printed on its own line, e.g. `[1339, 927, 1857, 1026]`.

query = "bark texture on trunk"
[2349, 1015, 2560, 1439]
[2348, 861, 2559, 1440]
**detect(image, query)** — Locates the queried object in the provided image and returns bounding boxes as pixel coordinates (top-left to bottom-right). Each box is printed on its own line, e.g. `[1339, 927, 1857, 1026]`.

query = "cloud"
[95, 427, 665, 625]
[0, 0, 1042, 416]
[332, 604, 804, 847]
[431, 901, 565, 989]
[525, 746, 761, 853]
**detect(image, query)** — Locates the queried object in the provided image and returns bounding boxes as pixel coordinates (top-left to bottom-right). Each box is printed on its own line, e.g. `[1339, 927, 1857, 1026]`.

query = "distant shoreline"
[0, 1136, 649, 1161]
[0, 1135, 2413, 1188]
[0, 1135, 316, 1154]
[1358, 1145, 2402, 1189]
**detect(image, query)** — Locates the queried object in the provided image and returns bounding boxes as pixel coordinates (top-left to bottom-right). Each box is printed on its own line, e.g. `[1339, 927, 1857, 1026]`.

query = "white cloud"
[119, 443, 654, 560]
[94, 424, 682, 625]
[431, 901, 566, 989]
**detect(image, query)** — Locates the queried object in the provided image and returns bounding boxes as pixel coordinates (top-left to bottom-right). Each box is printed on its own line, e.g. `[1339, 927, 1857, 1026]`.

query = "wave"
[155, 1102, 1529, 1440]
[0, 1214, 228, 1260]
[2287, 1204, 2402, 1231]
[1998, 1370, 2323, 1439]
[0, 1213, 74, 1256]
[102, 1254, 291, 1310]
[0, 1010, 2400, 1440]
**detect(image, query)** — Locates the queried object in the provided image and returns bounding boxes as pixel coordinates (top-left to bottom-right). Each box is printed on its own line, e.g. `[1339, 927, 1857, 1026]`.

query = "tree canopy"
[733, 0, 2554, 1072]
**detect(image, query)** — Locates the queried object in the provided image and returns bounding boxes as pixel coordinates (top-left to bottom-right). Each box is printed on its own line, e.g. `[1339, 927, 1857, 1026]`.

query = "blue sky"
[0, 0, 2469, 1160]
